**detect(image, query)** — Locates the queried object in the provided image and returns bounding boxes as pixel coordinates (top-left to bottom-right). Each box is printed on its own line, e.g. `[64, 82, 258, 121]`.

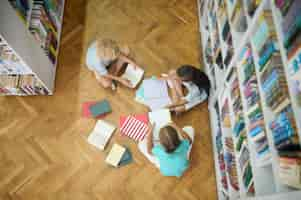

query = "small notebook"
[148, 109, 172, 141]
[89, 100, 112, 118]
[87, 120, 116, 150]
[105, 144, 126, 167]
[121, 64, 144, 88]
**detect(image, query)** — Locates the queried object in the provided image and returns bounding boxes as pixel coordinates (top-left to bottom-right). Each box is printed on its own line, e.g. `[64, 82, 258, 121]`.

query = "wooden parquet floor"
[0, 0, 217, 199]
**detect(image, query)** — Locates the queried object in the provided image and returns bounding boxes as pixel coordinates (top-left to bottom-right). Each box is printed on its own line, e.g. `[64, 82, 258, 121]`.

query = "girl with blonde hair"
[86, 38, 139, 90]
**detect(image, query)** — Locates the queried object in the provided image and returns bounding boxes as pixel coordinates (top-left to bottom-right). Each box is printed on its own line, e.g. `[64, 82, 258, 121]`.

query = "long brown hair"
[159, 125, 181, 153]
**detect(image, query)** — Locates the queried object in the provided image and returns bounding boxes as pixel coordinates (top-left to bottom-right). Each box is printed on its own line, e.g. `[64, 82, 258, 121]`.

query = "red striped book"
[120, 116, 149, 141]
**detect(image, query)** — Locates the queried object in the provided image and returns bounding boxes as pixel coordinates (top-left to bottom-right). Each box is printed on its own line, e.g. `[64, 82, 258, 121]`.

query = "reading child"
[86, 38, 139, 90]
[163, 65, 211, 114]
[138, 122, 194, 177]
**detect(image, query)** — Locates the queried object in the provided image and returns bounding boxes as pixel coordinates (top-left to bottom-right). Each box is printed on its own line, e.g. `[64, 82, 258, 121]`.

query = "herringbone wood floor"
[0, 0, 217, 199]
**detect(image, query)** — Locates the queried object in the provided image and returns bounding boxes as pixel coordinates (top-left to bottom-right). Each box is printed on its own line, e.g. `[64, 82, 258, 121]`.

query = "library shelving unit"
[197, 0, 301, 199]
[0, 0, 65, 95]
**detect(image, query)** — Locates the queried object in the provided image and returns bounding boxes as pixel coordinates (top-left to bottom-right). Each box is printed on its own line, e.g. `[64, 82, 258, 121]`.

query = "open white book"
[105, 143, 126, 167]
[87, 120, 116, 150]
[121, 64, 144, 88]
[148, 109, 172, 141]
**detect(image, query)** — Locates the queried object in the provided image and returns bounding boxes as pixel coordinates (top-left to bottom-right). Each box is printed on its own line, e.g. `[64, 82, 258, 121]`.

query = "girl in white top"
[164, 65, 211, 114]
[86, 39, 138, 90]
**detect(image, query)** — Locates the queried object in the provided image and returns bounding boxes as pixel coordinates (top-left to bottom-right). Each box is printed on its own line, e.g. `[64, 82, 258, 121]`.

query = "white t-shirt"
[86, 41, 111, 75]
[182, 81, 207, 110]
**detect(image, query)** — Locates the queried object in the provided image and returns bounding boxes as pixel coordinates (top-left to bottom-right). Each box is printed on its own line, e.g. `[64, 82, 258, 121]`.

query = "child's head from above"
[97, 38, 121, 61]
[176, 65, 196, 82]
[159, 125, 181, 153]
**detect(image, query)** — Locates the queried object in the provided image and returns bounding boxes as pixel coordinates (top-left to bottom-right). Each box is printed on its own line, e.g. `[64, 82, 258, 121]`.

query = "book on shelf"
[0, 74, 48, 95]
[279, 156, 301, 189]
[87, 120, 116, 151]
[275, 0, 294, 16]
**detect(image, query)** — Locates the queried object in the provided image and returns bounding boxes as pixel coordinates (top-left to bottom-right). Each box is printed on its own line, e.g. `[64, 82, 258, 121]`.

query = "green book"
[89, 100, 111, 118]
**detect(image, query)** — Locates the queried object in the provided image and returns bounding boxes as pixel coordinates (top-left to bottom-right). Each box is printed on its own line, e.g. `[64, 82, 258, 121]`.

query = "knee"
[102, 81, 112, 89]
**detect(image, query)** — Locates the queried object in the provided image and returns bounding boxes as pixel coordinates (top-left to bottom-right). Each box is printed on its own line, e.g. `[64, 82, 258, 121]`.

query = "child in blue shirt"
[138, 123, 194, 177]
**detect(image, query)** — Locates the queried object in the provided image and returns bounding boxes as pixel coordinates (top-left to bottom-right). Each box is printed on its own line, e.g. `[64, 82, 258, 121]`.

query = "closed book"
[89, 100, 111, 118]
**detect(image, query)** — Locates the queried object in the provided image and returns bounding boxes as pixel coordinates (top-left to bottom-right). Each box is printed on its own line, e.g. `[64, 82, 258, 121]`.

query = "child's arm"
[119, 54, 138, 68]
[168, 123, 192, 144]
[104, 74, 132, 88]
[147, 123, 155, 154]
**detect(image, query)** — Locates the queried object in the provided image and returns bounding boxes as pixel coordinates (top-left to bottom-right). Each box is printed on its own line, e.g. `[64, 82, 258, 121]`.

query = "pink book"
[119, 114, 149, 141]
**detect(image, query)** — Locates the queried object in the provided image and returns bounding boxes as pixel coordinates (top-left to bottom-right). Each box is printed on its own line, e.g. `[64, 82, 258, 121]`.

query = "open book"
[148, 109, 172, 141]
[121, 64, 144, 88]
[105, 143, 126, 167]
[87, 120, 116, 150]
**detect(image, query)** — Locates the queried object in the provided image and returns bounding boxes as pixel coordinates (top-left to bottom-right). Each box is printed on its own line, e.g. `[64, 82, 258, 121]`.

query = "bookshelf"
[198, 0, 301, 199]
[0, 0, 65, 95]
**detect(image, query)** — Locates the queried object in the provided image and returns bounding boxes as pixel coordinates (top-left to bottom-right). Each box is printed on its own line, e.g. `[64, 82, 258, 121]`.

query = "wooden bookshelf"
[198, 0, 301, 199]
[0, 0, 65, 95]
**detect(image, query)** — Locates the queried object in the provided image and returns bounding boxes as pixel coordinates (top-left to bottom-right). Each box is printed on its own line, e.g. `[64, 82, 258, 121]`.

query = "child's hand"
[121, 79, 132, 88]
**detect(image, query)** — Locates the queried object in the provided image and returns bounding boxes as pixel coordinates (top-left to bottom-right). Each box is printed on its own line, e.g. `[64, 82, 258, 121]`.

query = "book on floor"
[120, 115, 149, 141]
[148, 109, 172, 141]
[142, 78, 171, 110]
[87, 120, 116, 150]
[105, 143, 126, 167]
[119, 147, 133, 166]
[121, 64, 144, 88]
[89, 99, 112, 118]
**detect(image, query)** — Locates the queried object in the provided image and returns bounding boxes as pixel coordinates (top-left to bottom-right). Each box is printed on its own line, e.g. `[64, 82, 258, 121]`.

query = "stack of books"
[277, 0, 301, 60]
[216, 130, 229, 192]
[29, 0, 60, 64]
[251, 12, 276, 54]
[0, 74, 48, 95]
[221, 99, 231, 127]
[231, 2, 247, 33]
[260, 56, 288, 110]
[279, 154, 301, 189]
[231, 76, 243, 114]
[289, 51, 301, 106]
[247, 104, 270, 161]
[269, 106, 298, 150]
[224, 137, 240, 191]
[245, 0, 261, 17]
[105, 144, 133, 167]
[0, 37, 32, 75]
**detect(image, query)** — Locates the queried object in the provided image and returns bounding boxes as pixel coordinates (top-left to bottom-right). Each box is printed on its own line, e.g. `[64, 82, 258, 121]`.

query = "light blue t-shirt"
[86, 41, 111, 75]
[152, 139, 190, 177]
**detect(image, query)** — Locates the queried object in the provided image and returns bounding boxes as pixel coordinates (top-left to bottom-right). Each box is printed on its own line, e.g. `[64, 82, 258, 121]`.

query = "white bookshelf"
[197, 0, 301, 199]
[0, 0, 65, 95]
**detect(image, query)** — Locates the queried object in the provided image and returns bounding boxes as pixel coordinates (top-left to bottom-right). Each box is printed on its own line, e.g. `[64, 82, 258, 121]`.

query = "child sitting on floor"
[86, 38, 139, 90]
[138, 122, 194, 177]
[163, 65, 211, 114]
